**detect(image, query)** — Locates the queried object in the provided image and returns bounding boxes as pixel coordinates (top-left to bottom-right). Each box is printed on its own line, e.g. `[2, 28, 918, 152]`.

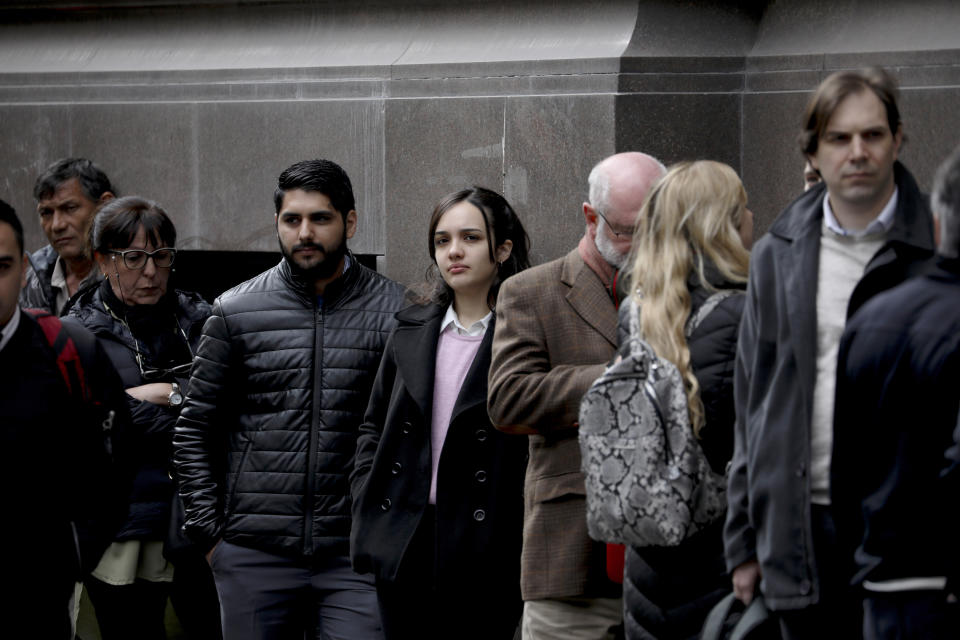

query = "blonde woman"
[618, 160, 752, 640]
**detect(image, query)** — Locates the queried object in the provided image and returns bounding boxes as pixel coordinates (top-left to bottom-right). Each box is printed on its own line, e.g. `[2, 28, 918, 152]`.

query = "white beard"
[596, 218, 628, 269]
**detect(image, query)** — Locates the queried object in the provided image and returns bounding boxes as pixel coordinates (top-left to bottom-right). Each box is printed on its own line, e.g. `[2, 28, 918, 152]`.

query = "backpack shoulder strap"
[25, 308, 91, 402]
[685, 289, 740, 337]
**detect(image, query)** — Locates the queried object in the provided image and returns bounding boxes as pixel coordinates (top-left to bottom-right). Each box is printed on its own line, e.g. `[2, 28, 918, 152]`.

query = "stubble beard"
[279, 229, 348, 283]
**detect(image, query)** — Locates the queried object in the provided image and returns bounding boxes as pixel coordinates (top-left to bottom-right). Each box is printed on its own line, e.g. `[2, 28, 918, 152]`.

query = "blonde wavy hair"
[628, 160, 750, 436]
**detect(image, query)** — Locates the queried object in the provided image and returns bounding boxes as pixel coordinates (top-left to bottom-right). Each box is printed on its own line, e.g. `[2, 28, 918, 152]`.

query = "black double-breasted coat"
[351, 303, 526, 617]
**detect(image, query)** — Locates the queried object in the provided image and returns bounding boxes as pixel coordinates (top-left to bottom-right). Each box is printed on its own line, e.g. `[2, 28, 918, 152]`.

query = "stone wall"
[1, 0, 958, 288]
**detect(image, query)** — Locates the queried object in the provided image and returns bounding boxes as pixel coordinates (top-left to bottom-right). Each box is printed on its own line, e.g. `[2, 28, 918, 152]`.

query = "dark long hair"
[417, 186, 530, 309]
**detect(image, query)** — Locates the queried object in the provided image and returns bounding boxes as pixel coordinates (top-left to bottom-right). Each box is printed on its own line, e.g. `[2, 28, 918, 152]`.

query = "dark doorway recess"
[173, 250, 379, 303]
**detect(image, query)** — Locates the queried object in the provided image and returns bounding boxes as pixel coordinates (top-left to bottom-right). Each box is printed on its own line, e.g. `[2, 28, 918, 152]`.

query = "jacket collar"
[561, 248, 617, 348]
[766, 161, 934, 404]
[277, 250, 363, 309]
[391, 302, 494, 430]
[769, 162, 933, 254]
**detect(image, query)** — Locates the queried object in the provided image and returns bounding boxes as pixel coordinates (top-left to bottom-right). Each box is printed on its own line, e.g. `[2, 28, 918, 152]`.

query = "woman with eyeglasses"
[68, 196, 220, 640]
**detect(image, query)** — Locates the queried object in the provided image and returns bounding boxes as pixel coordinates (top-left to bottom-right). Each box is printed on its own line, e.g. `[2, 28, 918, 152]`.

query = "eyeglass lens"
[119, 248, 176, 269]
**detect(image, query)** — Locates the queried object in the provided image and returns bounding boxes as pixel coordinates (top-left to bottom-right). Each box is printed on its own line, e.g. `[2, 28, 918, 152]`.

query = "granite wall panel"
[2, 0, 960, 272]
[0, 105, 72, 252]
[504, 94, 616, 267]
[70, 102, 196, 243]
[740, 91, 811, 232]
[383, 97, 506, 289]
[616, 92, 742, 171]
[194, 99, 385, 254]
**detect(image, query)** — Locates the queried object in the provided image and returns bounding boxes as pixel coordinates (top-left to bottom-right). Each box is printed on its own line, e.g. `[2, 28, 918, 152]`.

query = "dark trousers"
[84, 575, 171, 640]
[209, 540, 382, 640]
[863, 591, 959, 640]
[777, 505, 861, 640]
[170, 550, 223, 640]
[9, 573, 74, 640]
[376, 506, 521, 640]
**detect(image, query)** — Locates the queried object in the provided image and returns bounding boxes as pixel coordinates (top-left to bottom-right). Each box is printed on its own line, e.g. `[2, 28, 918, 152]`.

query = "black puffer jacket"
[619, 279, 745, 640]
[69, 280, 212, 541]
[174, 257, 406, 559]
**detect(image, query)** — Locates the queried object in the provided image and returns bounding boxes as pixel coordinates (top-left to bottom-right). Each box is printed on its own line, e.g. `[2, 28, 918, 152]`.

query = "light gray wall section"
[2, 0, 960, 287]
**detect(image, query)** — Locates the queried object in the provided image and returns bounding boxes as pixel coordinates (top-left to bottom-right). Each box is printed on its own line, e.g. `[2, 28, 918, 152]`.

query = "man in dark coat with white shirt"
[724, 67, 935, 638]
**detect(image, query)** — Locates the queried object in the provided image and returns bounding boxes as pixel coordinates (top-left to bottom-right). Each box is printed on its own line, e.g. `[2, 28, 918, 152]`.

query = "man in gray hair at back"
[831, 144, 960, 639]
[488, 151, 665, 639]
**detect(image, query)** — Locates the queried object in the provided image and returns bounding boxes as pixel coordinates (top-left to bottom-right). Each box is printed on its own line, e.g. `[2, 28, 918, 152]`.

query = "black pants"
[376, 506, 521, 640]
[169, 550, 223, 640]
[863, 591, 959, 640]
[209, 541, 381, 640]
[777, 505, 861, 639]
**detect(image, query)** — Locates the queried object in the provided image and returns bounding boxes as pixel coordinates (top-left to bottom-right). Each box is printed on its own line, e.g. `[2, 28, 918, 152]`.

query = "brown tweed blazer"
[488, 248, 619, 600]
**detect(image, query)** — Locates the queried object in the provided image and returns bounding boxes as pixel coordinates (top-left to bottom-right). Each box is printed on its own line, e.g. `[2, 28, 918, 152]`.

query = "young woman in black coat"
[351, 187, 530, 640]
[618, 161, 752, 640]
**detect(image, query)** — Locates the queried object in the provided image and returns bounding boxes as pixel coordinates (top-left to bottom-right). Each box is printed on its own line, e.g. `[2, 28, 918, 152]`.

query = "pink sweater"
[429, 330, 483, 504]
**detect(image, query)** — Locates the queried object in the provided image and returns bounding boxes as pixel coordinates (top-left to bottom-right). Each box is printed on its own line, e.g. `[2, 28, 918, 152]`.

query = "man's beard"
[279, 230, 348, 282]
[595, 219, 628, 269]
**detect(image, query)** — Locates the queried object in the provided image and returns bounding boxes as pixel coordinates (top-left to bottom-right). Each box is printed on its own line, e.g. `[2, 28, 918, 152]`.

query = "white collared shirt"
[823, 186, 898, 238]
[0, 306, 21, 354]
[439, 305, 491, 337]
[50, 256, 100, 315]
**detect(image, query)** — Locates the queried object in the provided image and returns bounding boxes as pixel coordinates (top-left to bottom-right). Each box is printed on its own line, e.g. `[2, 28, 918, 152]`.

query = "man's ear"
[892, 125, 903, 160]
[99, 191, 115, 205]
[806, 154, 819, 172]
[19, 253, 28, 288]
[345, 210, 358, 239]
[583, 202, 598, 227]
[934, 212, 941, 250]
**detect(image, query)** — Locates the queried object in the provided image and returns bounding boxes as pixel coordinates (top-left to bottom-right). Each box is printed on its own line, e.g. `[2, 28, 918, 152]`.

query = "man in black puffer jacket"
[173, 160, 405, 639]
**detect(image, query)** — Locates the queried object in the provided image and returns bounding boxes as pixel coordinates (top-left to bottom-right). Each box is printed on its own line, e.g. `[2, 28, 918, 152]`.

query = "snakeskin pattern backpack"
[579, 291, 734, 547]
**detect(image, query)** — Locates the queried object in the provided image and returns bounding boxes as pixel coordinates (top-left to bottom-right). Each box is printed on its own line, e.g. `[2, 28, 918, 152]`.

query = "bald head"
[585, 151, 666, 267]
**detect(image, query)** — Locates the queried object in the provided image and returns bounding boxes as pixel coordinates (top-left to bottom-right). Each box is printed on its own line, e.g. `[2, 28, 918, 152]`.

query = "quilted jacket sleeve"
[351, 330, 398, 505]
[172, 302, 234, 553]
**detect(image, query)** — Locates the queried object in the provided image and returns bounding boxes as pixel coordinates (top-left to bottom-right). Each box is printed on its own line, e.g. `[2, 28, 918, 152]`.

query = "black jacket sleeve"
[172, 303, 235, 552]
[351, 330, 399, 506]
[61, 317, 135, 574]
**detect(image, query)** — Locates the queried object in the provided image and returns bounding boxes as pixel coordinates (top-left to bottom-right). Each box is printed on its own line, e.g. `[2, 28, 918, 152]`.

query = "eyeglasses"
[595, 209, 634, 239]
[110, 248, 177, 270]
[134, 321, 194, 380]
[102, 297, 193, 380]
[137, 356, 192, 381]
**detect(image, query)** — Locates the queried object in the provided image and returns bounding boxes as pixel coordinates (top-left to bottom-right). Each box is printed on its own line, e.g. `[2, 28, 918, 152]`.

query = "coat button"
[475, 429, 488, 442]
[473, 509, 486, 522]
[402, 422, 412, 434]
[475, 470, 487, 483]
[391, 462, 402, 475]
[380, 498, 392, 511]
[800, 579, 811, 594]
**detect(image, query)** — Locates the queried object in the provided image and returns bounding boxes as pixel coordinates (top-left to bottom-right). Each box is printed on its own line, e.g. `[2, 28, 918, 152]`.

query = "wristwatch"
[168, 381, 184, 408]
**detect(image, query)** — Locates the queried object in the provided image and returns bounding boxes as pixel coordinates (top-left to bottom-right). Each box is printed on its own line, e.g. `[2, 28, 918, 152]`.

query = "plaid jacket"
[488, 248, 619, 600]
